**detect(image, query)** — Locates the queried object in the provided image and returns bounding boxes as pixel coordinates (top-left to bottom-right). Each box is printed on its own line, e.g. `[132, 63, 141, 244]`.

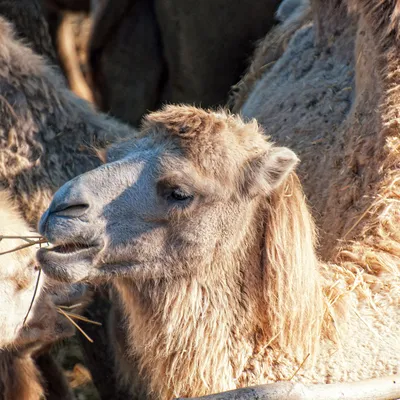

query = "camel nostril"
[51, 203, 90, 218]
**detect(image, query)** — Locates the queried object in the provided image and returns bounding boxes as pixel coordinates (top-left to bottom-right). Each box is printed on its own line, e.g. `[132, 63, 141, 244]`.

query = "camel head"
[38, 105, 299, 283]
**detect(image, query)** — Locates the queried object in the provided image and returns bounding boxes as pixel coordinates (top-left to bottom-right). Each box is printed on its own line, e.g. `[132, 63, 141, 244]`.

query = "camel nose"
[39, 177, 91, 236]
[50, 201, 89, 218]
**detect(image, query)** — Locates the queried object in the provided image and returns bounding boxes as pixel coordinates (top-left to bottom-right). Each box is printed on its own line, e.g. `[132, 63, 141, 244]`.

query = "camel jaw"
[36, 242, 102, 283]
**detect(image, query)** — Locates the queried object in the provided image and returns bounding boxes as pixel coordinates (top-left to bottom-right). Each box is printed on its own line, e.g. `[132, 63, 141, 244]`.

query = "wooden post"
[177, 375, 400, 400]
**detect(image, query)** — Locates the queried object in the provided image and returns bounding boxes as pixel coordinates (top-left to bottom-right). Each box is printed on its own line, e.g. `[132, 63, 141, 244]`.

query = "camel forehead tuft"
[142, 105, 269, 178]
[143, 105, 227, 140]
[143, 105, 268, 156]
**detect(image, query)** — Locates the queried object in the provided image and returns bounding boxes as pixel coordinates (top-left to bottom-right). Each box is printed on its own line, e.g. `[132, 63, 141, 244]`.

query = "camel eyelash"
[158, 184, 195, 206]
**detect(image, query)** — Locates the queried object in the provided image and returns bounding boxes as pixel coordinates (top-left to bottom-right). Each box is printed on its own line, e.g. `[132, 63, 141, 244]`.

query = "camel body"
[239, 0, 400, 387]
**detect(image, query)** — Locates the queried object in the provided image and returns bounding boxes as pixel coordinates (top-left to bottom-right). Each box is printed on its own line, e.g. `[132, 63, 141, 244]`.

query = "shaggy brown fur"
[0, 16, 132, 227]
[333, 2, 400, 275]
[0, 351, 43, 400]
[238, 0, 400, 382]
[143, 106, 326, 360]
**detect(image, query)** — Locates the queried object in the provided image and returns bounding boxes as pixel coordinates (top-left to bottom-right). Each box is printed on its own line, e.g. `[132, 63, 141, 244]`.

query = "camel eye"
[167, 188, 193, 203]
[157, 179, 194, 206]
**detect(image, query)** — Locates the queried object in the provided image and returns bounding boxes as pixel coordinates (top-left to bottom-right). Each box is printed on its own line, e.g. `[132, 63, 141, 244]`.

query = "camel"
[87, 0, 283, 126]
[0, 190, 78, 400]
[3, 0, 398, 398]
[38, 104, 400, 399]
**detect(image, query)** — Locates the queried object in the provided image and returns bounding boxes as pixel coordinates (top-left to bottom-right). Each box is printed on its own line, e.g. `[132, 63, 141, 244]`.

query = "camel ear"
[240, 147, 299, 198]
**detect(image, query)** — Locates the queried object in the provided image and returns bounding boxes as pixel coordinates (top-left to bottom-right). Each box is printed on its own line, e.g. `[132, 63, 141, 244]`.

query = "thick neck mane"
[113, 174, 330, 398]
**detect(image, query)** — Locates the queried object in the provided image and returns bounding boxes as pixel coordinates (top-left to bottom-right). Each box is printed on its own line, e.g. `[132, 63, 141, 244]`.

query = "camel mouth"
[38, 241, 100, 258]
[50, 242, 96, 254]
[36, 241, 103, 283]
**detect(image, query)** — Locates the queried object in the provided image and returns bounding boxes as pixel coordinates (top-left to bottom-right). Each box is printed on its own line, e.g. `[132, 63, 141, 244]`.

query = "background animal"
[47, 0, 283, 126]
[233, 0, 400, 392]
[0, 190, 76, 400]
[239, 0, 400, 287]
[0, 4, 132, 226]
[38, 105, 399, 399]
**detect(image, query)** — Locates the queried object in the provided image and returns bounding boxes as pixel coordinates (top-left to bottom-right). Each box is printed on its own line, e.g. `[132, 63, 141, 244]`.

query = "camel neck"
[113, 273, 259, 398]
[112, 213, 265, 398]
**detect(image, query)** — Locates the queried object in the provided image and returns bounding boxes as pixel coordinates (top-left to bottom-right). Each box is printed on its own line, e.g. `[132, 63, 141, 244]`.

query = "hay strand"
[0, 235, 48, 256]
[57, 307, 94, 343]
[23, 268, 42, 326]
[58, 303, 83, 310]
[342, 202, 375, 240]
[288, 353, 310, 381]
[59, 310, 102, 326]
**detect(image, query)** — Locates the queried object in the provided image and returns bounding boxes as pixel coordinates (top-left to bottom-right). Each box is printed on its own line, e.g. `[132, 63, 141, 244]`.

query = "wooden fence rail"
[177, 374, 400, 400]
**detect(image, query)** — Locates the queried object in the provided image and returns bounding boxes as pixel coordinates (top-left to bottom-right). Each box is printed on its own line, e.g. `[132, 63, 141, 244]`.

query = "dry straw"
[56, 307, 102, 343]
[0, 235, 48, 256]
